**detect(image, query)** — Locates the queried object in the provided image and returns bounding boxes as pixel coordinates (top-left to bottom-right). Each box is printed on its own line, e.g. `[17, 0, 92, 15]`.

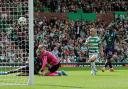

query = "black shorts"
[48, 63, 61, 73]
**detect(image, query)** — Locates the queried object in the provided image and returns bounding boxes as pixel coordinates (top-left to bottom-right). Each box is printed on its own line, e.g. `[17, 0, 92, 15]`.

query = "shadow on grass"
[96, 74, 114, 76]
[61, 66, 128, 71]
[38, 84, 84, 89]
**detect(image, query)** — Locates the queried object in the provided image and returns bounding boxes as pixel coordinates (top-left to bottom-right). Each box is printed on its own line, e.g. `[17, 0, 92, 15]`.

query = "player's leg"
[108, 54, 117, 72]
[108, 50, 115, 71]
[42, 63, 60, 76]
[46, 62, 67, 76]
[107, 57, 113, 68]
[102, 55, 113, 71]
[34, 58, 42, 75]
[102, 48, 113, 72]
[89, 54, 98, 76]
[106, 55, 112, 68]
[90, 62, 97, 75]
[104, 48, 109, 68]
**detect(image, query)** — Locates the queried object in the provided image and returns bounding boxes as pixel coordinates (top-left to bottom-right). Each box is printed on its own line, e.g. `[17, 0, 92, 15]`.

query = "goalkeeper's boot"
[57, 72, 62, 76]
[61, 70, 68, 76]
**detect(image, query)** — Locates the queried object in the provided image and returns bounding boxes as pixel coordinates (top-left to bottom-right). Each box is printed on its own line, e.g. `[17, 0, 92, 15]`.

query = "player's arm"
[99, 43, 104, 57]
[99, 38, 104, 57]
[41, 56, 47, 76]
[100, 33, 106, 53]
[84, 37, 89, 46]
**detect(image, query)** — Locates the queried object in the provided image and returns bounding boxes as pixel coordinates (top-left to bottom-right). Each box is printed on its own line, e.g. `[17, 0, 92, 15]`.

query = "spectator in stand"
[34, 0, 128, 13]
[51, 45, 59, 58]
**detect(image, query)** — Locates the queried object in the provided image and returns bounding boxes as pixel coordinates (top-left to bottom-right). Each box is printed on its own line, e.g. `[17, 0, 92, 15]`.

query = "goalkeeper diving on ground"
[0, 44, 67, 76]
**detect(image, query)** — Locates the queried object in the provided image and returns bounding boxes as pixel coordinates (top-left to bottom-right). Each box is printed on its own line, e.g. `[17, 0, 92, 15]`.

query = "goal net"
[0, 0, 34, 85]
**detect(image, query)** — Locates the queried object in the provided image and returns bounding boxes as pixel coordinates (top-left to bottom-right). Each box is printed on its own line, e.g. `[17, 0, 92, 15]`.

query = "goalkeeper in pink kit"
[1, 44, 67, 76]
[36, 44, 67, 76]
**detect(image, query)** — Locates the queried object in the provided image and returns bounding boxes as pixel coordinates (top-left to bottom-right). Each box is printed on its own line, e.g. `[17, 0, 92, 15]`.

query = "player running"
[84, 28, 103, 75]
[101, 27, 119, 72]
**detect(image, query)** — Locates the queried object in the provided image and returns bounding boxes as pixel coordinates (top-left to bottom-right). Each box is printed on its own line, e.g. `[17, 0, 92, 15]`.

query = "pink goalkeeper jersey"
[39, 50, 60, 70]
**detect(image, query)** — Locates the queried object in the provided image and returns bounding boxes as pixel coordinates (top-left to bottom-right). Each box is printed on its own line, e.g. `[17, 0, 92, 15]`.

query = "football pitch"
[0, 66, 128, 89]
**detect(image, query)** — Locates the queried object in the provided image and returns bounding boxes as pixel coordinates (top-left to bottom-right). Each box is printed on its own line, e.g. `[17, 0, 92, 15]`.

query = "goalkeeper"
[6, 44, 67, 76]
[35, 44, 67, 76]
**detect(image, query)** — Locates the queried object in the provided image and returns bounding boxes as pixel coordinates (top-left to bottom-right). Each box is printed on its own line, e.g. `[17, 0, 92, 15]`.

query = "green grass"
[0, 66, 128, 89]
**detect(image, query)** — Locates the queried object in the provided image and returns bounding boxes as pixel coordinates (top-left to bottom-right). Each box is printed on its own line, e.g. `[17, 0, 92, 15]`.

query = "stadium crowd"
[34, 15, 128, 63]
[0, 0, 128, 64]
[34, 0, 128, 13]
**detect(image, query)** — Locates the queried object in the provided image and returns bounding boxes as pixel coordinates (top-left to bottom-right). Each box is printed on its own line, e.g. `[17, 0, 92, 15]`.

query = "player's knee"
[90, 57, 96, 62]
[112, 54, 118, 59]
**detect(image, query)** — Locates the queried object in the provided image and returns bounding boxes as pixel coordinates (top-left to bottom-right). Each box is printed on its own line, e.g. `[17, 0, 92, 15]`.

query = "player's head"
[90, 28, 97, 36]
[38, 44, 44, 51]
[36, 44, 44, 56]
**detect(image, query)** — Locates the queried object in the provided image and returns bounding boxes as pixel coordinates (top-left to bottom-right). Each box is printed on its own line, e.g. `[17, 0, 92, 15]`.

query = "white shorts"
[89, 53, 99, 62]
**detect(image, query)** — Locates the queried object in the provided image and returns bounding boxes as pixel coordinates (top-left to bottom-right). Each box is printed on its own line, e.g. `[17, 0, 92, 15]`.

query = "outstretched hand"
[42, 70, 46, 76]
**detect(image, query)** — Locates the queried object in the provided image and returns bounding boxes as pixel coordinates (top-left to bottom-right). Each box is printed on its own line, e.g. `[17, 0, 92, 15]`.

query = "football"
[18, 17, 27, 26]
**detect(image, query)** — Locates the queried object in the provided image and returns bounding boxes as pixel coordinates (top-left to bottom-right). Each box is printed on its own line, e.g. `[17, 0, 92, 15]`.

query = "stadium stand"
[0, 0, 128, 65]
[34, 0, 128, 13]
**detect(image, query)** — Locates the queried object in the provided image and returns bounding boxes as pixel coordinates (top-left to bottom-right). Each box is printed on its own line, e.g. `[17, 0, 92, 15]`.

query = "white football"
[18, 17, 27, 26]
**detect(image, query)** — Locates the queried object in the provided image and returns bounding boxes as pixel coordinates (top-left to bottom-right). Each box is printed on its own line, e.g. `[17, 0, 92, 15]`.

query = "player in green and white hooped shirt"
[84, 28, 103, 75]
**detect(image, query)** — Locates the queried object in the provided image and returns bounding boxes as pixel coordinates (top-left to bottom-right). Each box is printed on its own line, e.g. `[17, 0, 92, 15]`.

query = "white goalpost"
[28, 0, 34, 85]
[0, 0, 34, 85]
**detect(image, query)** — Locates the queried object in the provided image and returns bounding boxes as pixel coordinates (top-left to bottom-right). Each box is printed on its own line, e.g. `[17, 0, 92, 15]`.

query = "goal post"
[28, 0, 34, 85]
[0, 0, 34, 85]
